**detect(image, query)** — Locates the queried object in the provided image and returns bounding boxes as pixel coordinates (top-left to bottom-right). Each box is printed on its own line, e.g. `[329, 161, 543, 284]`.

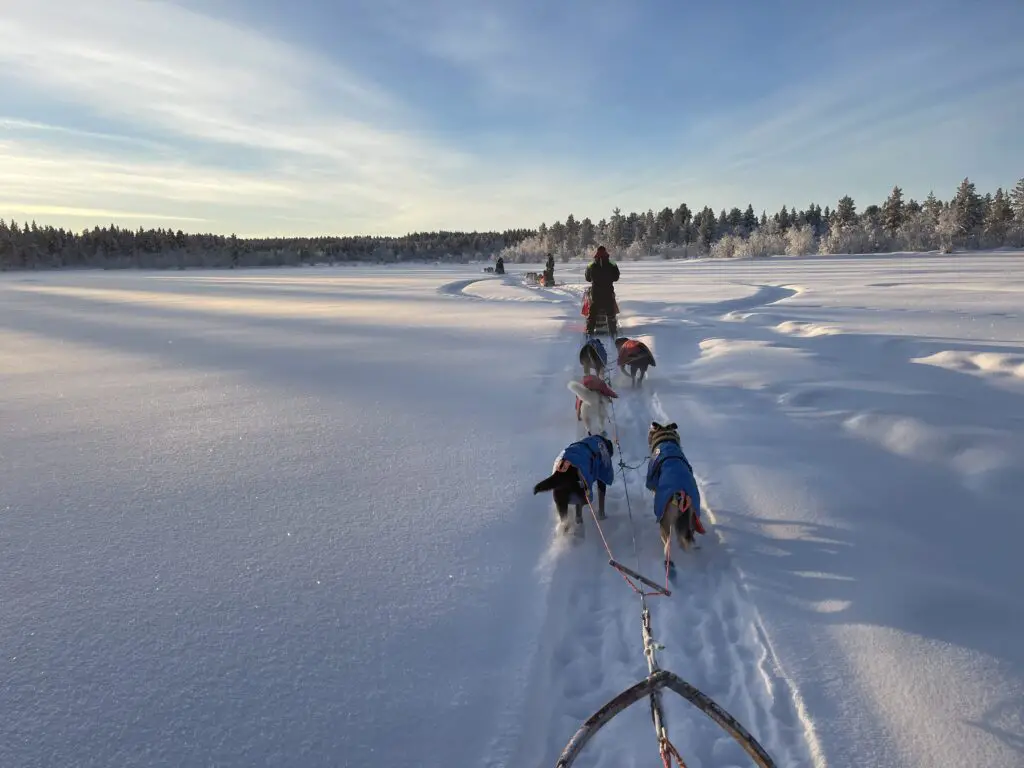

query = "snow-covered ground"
[2, 253, 1023, 768]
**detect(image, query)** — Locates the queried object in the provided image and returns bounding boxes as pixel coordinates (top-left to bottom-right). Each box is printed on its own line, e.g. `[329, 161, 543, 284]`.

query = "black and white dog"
[533, 434, 615, 532]
[614, 337, 656, 387]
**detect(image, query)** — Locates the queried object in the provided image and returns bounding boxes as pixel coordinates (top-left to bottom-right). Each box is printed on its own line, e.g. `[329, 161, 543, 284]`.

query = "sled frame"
[554, 668, 777, 768]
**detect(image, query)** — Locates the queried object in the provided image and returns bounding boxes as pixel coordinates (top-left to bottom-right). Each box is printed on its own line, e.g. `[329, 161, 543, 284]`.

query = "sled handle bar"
[555, 669, 777, 768]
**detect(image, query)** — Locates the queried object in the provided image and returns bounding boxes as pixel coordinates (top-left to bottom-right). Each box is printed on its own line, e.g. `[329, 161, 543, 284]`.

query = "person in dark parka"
[584, 245, 620, 335]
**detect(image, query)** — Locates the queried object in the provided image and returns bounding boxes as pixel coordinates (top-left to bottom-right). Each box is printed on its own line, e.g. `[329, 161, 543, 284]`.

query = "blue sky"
[1, 0, 1022, 237]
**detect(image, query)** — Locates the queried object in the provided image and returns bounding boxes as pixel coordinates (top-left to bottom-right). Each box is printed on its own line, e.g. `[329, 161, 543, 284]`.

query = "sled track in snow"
[436, 274, 582, 305]
[508, 321, 820, 767]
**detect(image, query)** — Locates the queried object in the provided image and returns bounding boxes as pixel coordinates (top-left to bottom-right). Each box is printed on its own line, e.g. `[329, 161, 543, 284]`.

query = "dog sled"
[581, 287, 619, 334]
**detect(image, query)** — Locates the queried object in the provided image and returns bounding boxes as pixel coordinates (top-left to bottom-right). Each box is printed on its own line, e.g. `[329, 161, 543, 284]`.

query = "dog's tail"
[533, 472, 562, 494]
[567, 380, 601, 406]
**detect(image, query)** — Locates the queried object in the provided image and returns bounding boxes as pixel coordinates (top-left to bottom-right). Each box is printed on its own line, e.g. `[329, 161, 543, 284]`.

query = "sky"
[1, 0, 1022, 237]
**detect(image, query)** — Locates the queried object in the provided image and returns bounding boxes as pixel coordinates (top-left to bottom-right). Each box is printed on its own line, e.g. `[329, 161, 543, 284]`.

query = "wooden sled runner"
[555, 668, 777, 768]
[553, 600, 777, 768]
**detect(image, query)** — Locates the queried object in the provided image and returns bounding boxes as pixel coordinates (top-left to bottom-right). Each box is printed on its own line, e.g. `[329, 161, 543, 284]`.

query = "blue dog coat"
[645, 440, 701, 523]
[580, 337, 608, 367]
[555, 434, 615, 498]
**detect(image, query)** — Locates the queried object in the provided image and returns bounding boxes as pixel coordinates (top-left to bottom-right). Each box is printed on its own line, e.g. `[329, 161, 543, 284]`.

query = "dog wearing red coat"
[614, 337, 656, 387]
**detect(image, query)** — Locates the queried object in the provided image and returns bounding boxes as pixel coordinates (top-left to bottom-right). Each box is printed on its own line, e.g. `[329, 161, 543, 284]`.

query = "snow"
[2, 252, 1023, 768]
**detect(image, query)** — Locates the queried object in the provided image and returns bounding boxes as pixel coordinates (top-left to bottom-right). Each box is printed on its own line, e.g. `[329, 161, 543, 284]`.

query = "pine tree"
[548, 220, 566, 252]
[564, 214, 579, 253]
[609, 208, 624, 248]
[776, 205, 791, 232]
[882, 185, 905, 234]
[805, 203, 823, 233]
[657, 207, 675, 242]
[836, 195, 857, 226]
[726, 207, 742, 234]
[922, 191, 942, 225]
[579, 218, 595, 249]
[1010, 177, 1024, 222]
[951, 177, 984, 243]
[698, 208, 716, 249]
[983, 187, 1014, 245]
[742, 204, 757, 233]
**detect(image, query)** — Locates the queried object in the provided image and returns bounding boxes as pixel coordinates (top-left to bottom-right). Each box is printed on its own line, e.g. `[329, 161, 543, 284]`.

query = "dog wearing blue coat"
[646, 421, 705, 563]
[578, 337, 608, 377]
[533, 434, 615, 532]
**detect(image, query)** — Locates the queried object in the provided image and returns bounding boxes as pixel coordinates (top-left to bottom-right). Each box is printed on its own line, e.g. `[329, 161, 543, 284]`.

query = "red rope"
[581, 477, 670, 598]
[660, 735, 689, 767]
[580, 478, 644, 595]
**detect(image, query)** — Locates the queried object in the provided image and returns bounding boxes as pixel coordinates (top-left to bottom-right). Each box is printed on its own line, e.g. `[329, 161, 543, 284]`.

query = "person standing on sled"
[542, 253, 555, 286]
[585, 245, 620, 337]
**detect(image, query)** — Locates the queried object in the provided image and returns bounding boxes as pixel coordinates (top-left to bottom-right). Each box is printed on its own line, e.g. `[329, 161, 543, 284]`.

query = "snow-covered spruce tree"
[742, 204, 757, 235]
[935, 205, 960, 253]
[951, 177, 985, 248]
[983, 188, 1015, 247]
[882, 185, 905, 236]
[835, 195, 857, 227]
[1010, 177, 1024, 223]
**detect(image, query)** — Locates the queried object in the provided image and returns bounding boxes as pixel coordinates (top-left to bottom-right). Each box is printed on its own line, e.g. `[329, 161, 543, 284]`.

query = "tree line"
[500, 176, 1024, 262]
[2, 176, 1023, 271]
[0, 223, 534, 271]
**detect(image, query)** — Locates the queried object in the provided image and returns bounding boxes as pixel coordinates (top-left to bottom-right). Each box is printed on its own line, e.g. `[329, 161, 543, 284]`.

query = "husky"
[568, 376, 618, 436]
[533, 434, 615, 531]
[579, 337, 608, 377]
[645, 421, 705, 566]
[614, 337, 656, 387]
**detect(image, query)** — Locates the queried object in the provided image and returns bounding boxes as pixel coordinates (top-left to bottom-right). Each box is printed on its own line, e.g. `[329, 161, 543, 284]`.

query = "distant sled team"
[533, 246, 706, 564]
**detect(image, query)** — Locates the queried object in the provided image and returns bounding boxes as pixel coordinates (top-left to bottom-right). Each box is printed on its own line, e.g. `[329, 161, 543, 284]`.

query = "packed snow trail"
[501, 288, 820, 767]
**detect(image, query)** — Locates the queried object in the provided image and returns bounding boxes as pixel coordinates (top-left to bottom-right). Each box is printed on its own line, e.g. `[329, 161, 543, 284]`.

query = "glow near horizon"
[1, 0, 1022, 237]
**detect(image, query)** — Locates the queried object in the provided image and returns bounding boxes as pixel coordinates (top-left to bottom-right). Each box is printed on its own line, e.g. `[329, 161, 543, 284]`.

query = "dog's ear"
[650, 421, 663, 430]
[665, 422, 677, 430]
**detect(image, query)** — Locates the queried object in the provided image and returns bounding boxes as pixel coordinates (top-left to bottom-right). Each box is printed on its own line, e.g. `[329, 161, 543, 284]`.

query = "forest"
[2, 177, 1022, 271]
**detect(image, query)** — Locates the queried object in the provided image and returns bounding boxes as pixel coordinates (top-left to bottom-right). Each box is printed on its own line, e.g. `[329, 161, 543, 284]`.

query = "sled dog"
[614, 337, 657, 387]
[646, 421, 705, 563]
[568, 377, 617, 436]
[533, 434, 615, 530]
[578, 337, 608, 377]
